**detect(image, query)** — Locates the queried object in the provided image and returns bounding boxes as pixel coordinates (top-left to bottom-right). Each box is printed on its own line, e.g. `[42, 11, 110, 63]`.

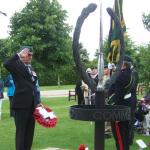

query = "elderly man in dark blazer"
[4, 46, 39, 150]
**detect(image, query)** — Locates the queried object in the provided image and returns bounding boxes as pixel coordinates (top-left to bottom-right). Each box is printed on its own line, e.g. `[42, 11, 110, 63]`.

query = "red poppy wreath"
[34, 105, 57, 128]
[78, 144, 89, 150]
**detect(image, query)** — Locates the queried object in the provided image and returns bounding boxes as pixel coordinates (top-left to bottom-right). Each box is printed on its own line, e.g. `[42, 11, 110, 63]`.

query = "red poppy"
[34, 105, 57, 128]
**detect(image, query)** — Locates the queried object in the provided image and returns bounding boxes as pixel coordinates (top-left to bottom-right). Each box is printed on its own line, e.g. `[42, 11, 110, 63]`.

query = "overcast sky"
[0, 0, 150, 59]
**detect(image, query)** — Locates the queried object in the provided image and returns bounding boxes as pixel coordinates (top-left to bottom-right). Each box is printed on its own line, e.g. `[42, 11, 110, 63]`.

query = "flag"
[107, 0, 126, 64]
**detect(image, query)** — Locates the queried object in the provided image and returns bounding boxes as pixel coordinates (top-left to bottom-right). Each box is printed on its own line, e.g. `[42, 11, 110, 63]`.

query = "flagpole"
[97, 0, 104, 91]
[94, 1, 105, 150]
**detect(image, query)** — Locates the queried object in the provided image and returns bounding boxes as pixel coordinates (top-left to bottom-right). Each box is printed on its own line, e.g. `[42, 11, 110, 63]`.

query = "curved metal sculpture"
[0, 11, 7, 16]
[72, 5, 124, 92]
[72, 3, 97, 92]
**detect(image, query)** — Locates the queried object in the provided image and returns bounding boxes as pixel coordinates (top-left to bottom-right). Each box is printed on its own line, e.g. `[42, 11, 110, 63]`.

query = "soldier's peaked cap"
[124, 55, 133, 63]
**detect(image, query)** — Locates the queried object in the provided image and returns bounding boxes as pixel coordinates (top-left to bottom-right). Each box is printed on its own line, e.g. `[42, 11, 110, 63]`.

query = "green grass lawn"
[0, 98, 150, 150]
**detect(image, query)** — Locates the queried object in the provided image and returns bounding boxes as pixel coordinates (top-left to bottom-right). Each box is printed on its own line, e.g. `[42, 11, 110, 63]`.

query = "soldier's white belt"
[124, 93, 131, 99]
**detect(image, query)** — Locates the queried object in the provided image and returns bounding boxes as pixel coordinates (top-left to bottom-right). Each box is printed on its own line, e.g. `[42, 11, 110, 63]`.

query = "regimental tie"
[25, 64, 35, 82]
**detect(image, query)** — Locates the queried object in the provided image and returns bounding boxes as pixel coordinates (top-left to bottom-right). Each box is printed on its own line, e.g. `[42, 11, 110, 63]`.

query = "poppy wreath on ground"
[78, 144, 88, 150]
[34, 105, 57, 128]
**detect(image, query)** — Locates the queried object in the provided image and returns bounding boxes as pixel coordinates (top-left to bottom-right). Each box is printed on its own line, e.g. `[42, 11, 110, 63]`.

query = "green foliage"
[0, 39, 13, 78]
[79, 43, 90, 64]
[137, 45, 150, 92]
[6, 0, 76, 85]
[91, 39, 109, 68]
[142, 13, 150, 91]
[142, 13, 150, 32]
[58, 64, 78, 85]
[88, 59, 98, 69]
[0, 39, 9, 62]
[10, 0, 72, 67]
[124, 34, 138, 56]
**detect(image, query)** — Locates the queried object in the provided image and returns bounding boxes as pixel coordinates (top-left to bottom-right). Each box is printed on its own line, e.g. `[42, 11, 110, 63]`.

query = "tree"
[0, 39, 12, 78]
[0, 39, 9, 63]
[78, 43, 89, 64]
[142, 13, 150, 32]
[92, 39, 109, 67]
[8, 0, 74, 85]
[137, 45, 150, 92]
[9, 0, 72, 69]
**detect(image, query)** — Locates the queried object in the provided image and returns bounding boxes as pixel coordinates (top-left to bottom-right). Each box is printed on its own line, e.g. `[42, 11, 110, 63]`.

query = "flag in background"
[107, 0, 126, 64]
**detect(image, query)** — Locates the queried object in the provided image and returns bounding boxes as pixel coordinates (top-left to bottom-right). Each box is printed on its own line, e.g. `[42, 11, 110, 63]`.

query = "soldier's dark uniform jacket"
[108, 67, 137, 107]
[108, 66, 138, 150]
[130, 67, 138, 108]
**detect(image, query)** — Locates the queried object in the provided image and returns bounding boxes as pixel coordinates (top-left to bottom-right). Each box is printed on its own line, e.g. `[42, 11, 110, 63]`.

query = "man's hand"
[37, 103, 43, 107]
[18, 48, 33, 64]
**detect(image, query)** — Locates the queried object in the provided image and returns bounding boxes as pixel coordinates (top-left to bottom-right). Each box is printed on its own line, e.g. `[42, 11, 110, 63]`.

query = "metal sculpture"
[0, 11, 7, 16]
[70, 3, 130, 150]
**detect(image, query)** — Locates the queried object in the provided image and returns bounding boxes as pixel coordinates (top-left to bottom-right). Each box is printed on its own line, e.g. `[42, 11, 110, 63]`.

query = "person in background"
[108, 62, 116, 76]
[6, 74, 15, 117]
[4, 46, 40, 150]
[90, 68, 98, 85]
[81, 68, 92, 105]
[0, 76, 4, 120]
[103, 65, 110, 93]
[103, 65, 111, 133]
[90, 68, 98, 105]
[141, 91, 150, 103]
[140, 91, 150, 135]
[75, 79, 84, 105]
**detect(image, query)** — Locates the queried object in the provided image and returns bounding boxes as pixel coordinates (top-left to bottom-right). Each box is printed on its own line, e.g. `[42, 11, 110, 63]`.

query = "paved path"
[41, 90, 70, 98]
[3, 89, 74, 99]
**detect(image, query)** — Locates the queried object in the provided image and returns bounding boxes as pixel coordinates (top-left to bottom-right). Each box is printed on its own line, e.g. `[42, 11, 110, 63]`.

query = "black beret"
[104, 65, 108, 68]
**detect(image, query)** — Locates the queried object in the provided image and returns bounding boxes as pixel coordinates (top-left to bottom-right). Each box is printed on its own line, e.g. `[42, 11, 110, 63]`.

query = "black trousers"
[129, 108, 135, 145]
[77, 94, 84, 105]
[111, 121, 130, 150]
[9, 96, 14, 117]
[14, 107, 35, 150]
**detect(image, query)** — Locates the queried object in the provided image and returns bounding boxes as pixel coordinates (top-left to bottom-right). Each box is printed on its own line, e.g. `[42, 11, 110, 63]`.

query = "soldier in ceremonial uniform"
[108, 55, 138, 150]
